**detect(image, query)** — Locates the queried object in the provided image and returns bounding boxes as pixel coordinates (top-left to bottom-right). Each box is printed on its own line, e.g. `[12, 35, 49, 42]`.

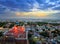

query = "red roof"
[5, 26, 26, 38]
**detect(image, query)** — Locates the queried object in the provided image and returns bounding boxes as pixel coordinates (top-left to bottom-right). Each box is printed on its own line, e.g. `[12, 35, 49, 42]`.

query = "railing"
[15, 31, 29, 44]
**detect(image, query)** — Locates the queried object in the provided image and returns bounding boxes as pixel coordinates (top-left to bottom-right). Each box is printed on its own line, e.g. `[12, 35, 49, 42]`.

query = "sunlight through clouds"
[0, 0, 60, 20]
[15, 10, 60, 18]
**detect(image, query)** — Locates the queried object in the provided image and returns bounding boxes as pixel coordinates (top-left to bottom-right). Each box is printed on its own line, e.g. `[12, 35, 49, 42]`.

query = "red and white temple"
[4, 25, 28, 44]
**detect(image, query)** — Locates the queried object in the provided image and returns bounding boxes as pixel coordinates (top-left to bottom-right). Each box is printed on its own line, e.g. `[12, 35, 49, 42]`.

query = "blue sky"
[0, 0, 60, 20]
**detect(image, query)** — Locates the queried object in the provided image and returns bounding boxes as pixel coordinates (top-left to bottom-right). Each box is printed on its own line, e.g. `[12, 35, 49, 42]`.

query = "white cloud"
[31, 0, 40, 11]
[45, 0, 50, 3]
[48, 4, 60, 10]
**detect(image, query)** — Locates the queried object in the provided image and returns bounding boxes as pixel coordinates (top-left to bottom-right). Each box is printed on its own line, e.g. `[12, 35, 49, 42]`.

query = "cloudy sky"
[0, 0, 60, 20]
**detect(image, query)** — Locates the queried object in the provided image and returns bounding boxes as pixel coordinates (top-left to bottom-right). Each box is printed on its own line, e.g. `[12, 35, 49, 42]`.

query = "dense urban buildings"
[0, 21, 60, 44]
